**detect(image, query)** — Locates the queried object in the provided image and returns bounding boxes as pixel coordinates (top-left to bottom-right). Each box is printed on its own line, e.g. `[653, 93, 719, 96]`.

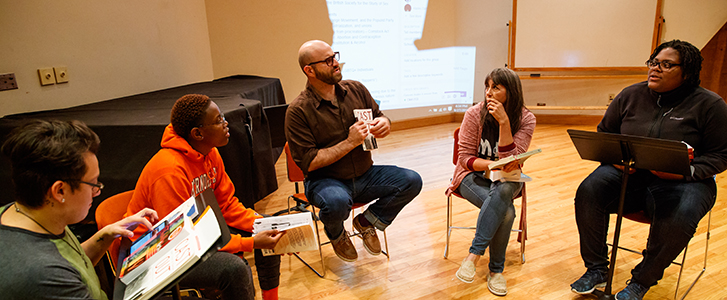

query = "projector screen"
[327, 0, 476, 115]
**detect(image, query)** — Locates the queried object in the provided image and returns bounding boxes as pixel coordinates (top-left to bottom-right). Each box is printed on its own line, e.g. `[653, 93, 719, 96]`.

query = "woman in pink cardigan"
[447, 68, 536, 296]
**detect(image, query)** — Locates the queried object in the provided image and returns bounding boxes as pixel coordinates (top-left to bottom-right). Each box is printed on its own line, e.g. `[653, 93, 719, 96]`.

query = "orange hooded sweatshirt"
[125, 124, 259, 253]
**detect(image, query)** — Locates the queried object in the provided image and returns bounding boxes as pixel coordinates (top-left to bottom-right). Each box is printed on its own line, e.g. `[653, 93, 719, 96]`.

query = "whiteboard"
[514, 0, 657, 68]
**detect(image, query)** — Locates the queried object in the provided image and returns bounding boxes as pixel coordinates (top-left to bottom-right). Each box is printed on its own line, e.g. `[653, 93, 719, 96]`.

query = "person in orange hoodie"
[126, 94, 284, 300]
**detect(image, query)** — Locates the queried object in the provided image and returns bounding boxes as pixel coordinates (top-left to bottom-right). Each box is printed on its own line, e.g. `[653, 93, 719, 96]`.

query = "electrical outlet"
[38, 68, 55, 86]
[0, 73, 18, 91]
[608, 94, 615, 105]
[54, 66, 68, 83]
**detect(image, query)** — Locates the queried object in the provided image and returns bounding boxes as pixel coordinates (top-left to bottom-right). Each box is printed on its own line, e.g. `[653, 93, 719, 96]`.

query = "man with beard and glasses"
[284, 40, 422, 262]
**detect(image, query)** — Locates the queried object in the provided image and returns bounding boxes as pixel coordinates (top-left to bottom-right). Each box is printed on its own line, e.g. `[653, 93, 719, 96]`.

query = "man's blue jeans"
[305, 165, 422, 240]
[574, 165, 715, 287]
[458, 171, 522, 273]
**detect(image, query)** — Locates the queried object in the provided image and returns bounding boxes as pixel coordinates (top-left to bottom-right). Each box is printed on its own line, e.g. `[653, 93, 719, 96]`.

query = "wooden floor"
[250, 122, 727, 300]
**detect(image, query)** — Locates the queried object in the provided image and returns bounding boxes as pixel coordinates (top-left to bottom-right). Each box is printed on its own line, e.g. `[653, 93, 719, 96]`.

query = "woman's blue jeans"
[305, 165, 422, 240]
[574, 165, 716, 287]
[458, 171, 522, 273]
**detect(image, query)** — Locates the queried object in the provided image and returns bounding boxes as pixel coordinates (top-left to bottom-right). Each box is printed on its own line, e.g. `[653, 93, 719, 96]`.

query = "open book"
[488, 148, 542, 182]
[119, 196, 222, 300]
[119, 196, 200, 284]
[252, 212, 319, 256]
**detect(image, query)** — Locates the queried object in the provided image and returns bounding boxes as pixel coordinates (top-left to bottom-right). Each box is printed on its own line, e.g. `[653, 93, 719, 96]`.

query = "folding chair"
[443, 127, 527, 264]
[282, 143, 391, 277]
[608, 209, 712, 300]
[282, 143, 327, 277]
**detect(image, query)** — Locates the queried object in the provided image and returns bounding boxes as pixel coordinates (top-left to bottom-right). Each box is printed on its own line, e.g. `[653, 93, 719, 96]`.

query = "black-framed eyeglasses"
[62, 179, 104, 194]
[646, 59, 681, 70]
[198, 113, 227, 127]
[307, 52, 340, 67]
[77, 181, 104, 194]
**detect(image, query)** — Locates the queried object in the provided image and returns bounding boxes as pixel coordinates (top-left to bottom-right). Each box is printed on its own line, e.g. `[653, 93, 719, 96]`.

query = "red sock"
[262, 287, 278, 300]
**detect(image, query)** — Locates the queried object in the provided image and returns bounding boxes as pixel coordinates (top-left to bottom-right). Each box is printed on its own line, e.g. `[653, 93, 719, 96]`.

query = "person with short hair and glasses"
[307, 51, 339, 67]
[286, 40, 422, 262]
[570, 40, 727, 300]
[126, 94, 284, 300]
[0, 119, 158, 300]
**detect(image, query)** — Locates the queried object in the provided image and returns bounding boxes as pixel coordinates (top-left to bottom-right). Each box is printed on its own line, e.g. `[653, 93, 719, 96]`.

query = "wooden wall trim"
[651, 0, 664, 51]
[391, 113, 464, 131]
[509, 0, 659, 73]
[392, 112, 601, 129]
[519, 74, 644, 80]
[508, 0, 517, 68]
[513, 67, 648, 72]
[528, 106, 608, 111]
[532, 114, 602, 126]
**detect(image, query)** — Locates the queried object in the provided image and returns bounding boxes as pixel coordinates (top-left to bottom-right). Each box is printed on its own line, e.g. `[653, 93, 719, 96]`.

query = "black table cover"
[0, 75, 285, 223]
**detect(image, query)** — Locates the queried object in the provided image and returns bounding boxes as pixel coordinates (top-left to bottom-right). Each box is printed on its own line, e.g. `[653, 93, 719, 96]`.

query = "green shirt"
[0, 203, 108, 300]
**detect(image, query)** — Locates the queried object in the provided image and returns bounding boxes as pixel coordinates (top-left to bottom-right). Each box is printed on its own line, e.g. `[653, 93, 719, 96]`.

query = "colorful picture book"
[118, 196, 199, 284]
[117, 195, 222, 300]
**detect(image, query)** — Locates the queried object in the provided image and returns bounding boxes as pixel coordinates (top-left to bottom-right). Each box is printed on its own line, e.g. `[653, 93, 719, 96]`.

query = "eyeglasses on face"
[62, 179, 104, 194]
[307, 52, 340, 67]
[645, 59, 681, 70]
[198, 113, 227, 127]
[74, 180, 104, 194]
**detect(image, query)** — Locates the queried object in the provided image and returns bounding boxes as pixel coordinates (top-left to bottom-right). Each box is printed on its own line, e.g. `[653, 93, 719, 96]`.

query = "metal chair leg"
[286, 201, 326, 278]
[350, 204, 390, 259]
[675, 210, 711, 300]
[382, 229, 390, 258]
[607, 210, 712, 300]
[445, 194, 452, 259]
[445, 193, 525, 263]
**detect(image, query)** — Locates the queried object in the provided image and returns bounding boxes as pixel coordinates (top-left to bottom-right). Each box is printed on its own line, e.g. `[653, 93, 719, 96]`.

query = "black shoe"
[570, 269, 608, 294]
[615, 280, 649, 300]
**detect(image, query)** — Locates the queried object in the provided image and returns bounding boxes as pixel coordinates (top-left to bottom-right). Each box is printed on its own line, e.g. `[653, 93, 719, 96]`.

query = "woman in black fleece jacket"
[570, 40, 727, 300]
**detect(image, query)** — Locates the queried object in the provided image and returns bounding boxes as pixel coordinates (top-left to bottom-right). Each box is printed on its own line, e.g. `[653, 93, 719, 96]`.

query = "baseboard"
[391, 113, 464, 131]
[533, 114, 602, 126]
[392, 112, 599, 129]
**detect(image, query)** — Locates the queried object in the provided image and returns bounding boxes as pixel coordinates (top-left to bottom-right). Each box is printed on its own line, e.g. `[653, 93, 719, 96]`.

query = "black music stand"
[113, 188, 231, 300]
[567, 129, 691, 300]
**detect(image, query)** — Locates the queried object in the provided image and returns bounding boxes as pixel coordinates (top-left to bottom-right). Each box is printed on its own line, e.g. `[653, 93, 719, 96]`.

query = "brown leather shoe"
[331, 230, 357, 262]
[353, 214, 381, 255]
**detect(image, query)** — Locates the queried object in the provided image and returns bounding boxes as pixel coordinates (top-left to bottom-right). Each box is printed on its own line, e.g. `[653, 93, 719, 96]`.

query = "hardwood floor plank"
[249, 123, 727, 300]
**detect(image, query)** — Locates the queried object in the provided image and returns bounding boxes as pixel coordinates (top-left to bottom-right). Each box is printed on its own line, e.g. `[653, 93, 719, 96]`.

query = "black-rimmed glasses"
[646, 59, 681, 70]
[307, 52, 340, 67]
[198, 113, 227, 127]
[79, 181, 104, 194]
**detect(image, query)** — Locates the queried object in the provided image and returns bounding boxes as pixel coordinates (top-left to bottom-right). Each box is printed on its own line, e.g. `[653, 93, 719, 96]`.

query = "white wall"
[515, 0, 727, 115]
[455, 0, 513, 105]
[205, 0, 332, 110]
[1, 0, 724, 120]
[0, 0, 214, 117]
